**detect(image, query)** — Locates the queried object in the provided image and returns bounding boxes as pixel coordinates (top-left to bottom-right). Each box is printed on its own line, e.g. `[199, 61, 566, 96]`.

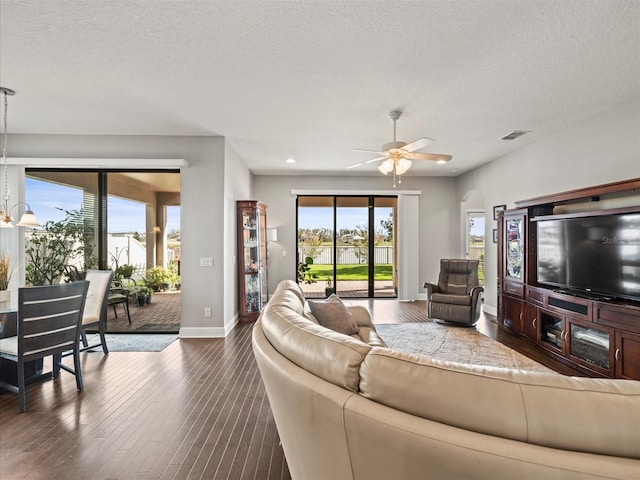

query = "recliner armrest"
[470, 286, 484, 301]
[423, 282, 440, 301]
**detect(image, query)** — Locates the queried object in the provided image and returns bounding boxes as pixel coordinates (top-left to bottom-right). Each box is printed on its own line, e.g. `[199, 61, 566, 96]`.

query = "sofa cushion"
[308, 294, 360, 335]
[359, 348, 640, 459]
[275, 279, 306, 304]
[261, 288, 370, 392]
[354, 326, 387, 348]
[347, 305, 375, 329]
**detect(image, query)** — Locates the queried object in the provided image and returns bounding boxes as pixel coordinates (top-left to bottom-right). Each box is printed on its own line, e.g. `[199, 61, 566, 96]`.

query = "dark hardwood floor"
[0, 299, 583, 480]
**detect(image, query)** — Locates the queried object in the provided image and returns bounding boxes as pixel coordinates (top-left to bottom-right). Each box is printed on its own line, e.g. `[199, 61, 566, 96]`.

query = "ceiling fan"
[347, 110, 452, 187]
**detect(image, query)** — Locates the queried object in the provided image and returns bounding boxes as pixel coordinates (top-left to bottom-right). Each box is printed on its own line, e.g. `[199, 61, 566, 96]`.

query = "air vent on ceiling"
[499, 130, 530, 141]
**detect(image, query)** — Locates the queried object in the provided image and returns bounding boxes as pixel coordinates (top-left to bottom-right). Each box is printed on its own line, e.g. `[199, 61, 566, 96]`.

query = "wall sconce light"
[267, 228, 278, 242]
[0, 87, 39, 229]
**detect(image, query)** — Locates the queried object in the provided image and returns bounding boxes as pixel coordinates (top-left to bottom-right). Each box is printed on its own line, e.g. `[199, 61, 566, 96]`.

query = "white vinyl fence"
[298, 246, 393, 265]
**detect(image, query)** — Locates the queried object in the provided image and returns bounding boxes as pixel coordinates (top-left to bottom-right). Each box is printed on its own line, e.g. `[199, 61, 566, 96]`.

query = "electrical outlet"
[204, 307, 212, 317]
[282, 250, 287, 257]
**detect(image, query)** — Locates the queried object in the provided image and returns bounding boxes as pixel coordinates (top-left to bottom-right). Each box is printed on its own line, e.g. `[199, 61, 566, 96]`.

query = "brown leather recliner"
[424, 259, 484, 326]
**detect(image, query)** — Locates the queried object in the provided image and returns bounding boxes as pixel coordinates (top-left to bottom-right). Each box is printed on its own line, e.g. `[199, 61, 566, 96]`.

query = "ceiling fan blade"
[346, 156, 387, 169]
[404, 152, 452, 162]
[363, 155, 388, 164]
[353, 149, 385, 155]
[346, 162, 365, 169]
[403, 137, 434, 152]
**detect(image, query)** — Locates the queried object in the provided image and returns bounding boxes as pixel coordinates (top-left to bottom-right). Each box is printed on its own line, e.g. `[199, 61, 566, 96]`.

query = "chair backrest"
[83, 270, 114, 325]
[18, 281, 89, 361]
[437, 259, 480, 295]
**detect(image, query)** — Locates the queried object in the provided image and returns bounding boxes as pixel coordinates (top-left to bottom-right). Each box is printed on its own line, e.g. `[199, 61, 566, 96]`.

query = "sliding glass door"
[24, 169, 181, 333]
[297, 195, 397, 298]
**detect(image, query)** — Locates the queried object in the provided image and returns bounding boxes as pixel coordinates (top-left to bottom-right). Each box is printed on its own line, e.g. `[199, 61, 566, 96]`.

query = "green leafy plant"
[115, 264, 135, 280]
[25, 208, 96, 285]
[145, 267, 170, 291]
[296, 256, 318, 284]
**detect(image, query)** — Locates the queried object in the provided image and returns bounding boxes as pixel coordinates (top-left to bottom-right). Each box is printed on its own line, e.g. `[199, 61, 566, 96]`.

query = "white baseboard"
[179, 314, 240, 338]
[179, 327, 227, 338]
[483, 304, 497, 317]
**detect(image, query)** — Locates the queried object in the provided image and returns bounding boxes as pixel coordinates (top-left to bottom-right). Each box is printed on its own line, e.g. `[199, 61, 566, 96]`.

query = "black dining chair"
[0, 281, 89, 412]
[107, 281, 131, 324]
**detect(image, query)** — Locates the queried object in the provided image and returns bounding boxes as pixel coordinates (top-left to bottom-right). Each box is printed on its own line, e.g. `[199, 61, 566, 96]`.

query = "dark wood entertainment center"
[497, 178, 640, 380]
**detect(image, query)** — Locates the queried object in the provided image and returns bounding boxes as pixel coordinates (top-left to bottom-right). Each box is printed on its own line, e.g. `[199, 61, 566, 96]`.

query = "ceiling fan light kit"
[349, 110, 452, 187]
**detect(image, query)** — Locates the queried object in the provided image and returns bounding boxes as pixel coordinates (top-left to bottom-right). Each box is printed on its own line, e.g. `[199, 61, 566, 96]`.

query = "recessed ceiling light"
[285, 158, 296, 164]
[436, 159, 448, 165]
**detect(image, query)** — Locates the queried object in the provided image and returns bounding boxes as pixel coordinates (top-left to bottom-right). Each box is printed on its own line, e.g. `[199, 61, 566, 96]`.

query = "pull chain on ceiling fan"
[347, 110, 452, 187]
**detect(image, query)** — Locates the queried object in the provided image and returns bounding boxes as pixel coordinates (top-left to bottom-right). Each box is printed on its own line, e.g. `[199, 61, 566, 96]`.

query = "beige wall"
[8, 134, 244, 336]
[4, 96, 638, 334]
[253, 175, 458, 297]
[457, 96, 640, 314]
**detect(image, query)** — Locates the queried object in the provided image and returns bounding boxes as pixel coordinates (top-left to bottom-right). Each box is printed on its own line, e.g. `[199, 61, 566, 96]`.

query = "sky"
[25, 178, 180, 233]
[298, 207, 393, 233]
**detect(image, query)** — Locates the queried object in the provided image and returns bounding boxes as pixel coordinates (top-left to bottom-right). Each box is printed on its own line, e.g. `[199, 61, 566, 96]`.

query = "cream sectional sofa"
[252, 280, 640, 479]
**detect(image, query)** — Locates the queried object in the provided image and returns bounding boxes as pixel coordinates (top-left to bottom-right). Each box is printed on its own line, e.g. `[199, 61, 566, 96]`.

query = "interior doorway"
[466, 209, 485, 286]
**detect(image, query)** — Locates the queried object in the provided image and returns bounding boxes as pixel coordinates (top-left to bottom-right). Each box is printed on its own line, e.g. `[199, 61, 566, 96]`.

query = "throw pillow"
[308, 294, 359, 335]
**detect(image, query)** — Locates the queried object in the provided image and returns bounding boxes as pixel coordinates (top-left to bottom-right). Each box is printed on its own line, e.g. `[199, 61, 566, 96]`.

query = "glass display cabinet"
[237, 201, 268, 322]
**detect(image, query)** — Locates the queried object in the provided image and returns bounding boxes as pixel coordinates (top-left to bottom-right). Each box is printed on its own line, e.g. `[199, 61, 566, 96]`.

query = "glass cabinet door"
[569, 322, 610, 372]
[505, 216, 524, 281]
[540, 311, 563, 353]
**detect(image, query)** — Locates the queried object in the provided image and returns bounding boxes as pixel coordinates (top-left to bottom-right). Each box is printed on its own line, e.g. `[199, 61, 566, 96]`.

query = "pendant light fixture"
[0, 87, 39, 228]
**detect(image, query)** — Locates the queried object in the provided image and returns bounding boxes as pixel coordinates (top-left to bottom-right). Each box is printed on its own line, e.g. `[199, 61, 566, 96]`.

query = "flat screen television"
[536, 212, 640, 301]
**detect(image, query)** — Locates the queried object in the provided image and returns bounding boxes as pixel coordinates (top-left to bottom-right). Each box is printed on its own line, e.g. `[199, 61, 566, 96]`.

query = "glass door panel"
[336, 197, 369, 298]
[373, 197, 396, 297]
[297, 196, 334, 298]
[107, 195, 147, 275]
[24, 173, 100, 285]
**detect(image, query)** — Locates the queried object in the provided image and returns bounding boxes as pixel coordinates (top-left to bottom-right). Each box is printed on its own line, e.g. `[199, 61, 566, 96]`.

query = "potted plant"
[0, 251, 16, 303]
[325, 275, 335, 297]
[145, 267, 169, 292]
[136, 286, 153, 306]
[115, 264, 135, 281]
[296, 256, 318, 285]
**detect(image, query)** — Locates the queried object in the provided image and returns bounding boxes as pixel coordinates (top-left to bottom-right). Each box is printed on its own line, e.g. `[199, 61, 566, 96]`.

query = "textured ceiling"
[1, 0, 638, 177]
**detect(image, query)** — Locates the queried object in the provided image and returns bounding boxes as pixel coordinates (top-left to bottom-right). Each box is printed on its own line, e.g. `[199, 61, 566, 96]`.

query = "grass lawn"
[309, 264, 392, 281]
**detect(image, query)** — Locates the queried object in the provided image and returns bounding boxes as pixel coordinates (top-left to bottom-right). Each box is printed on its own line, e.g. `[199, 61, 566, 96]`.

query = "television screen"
[537, 213, 640, 300]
